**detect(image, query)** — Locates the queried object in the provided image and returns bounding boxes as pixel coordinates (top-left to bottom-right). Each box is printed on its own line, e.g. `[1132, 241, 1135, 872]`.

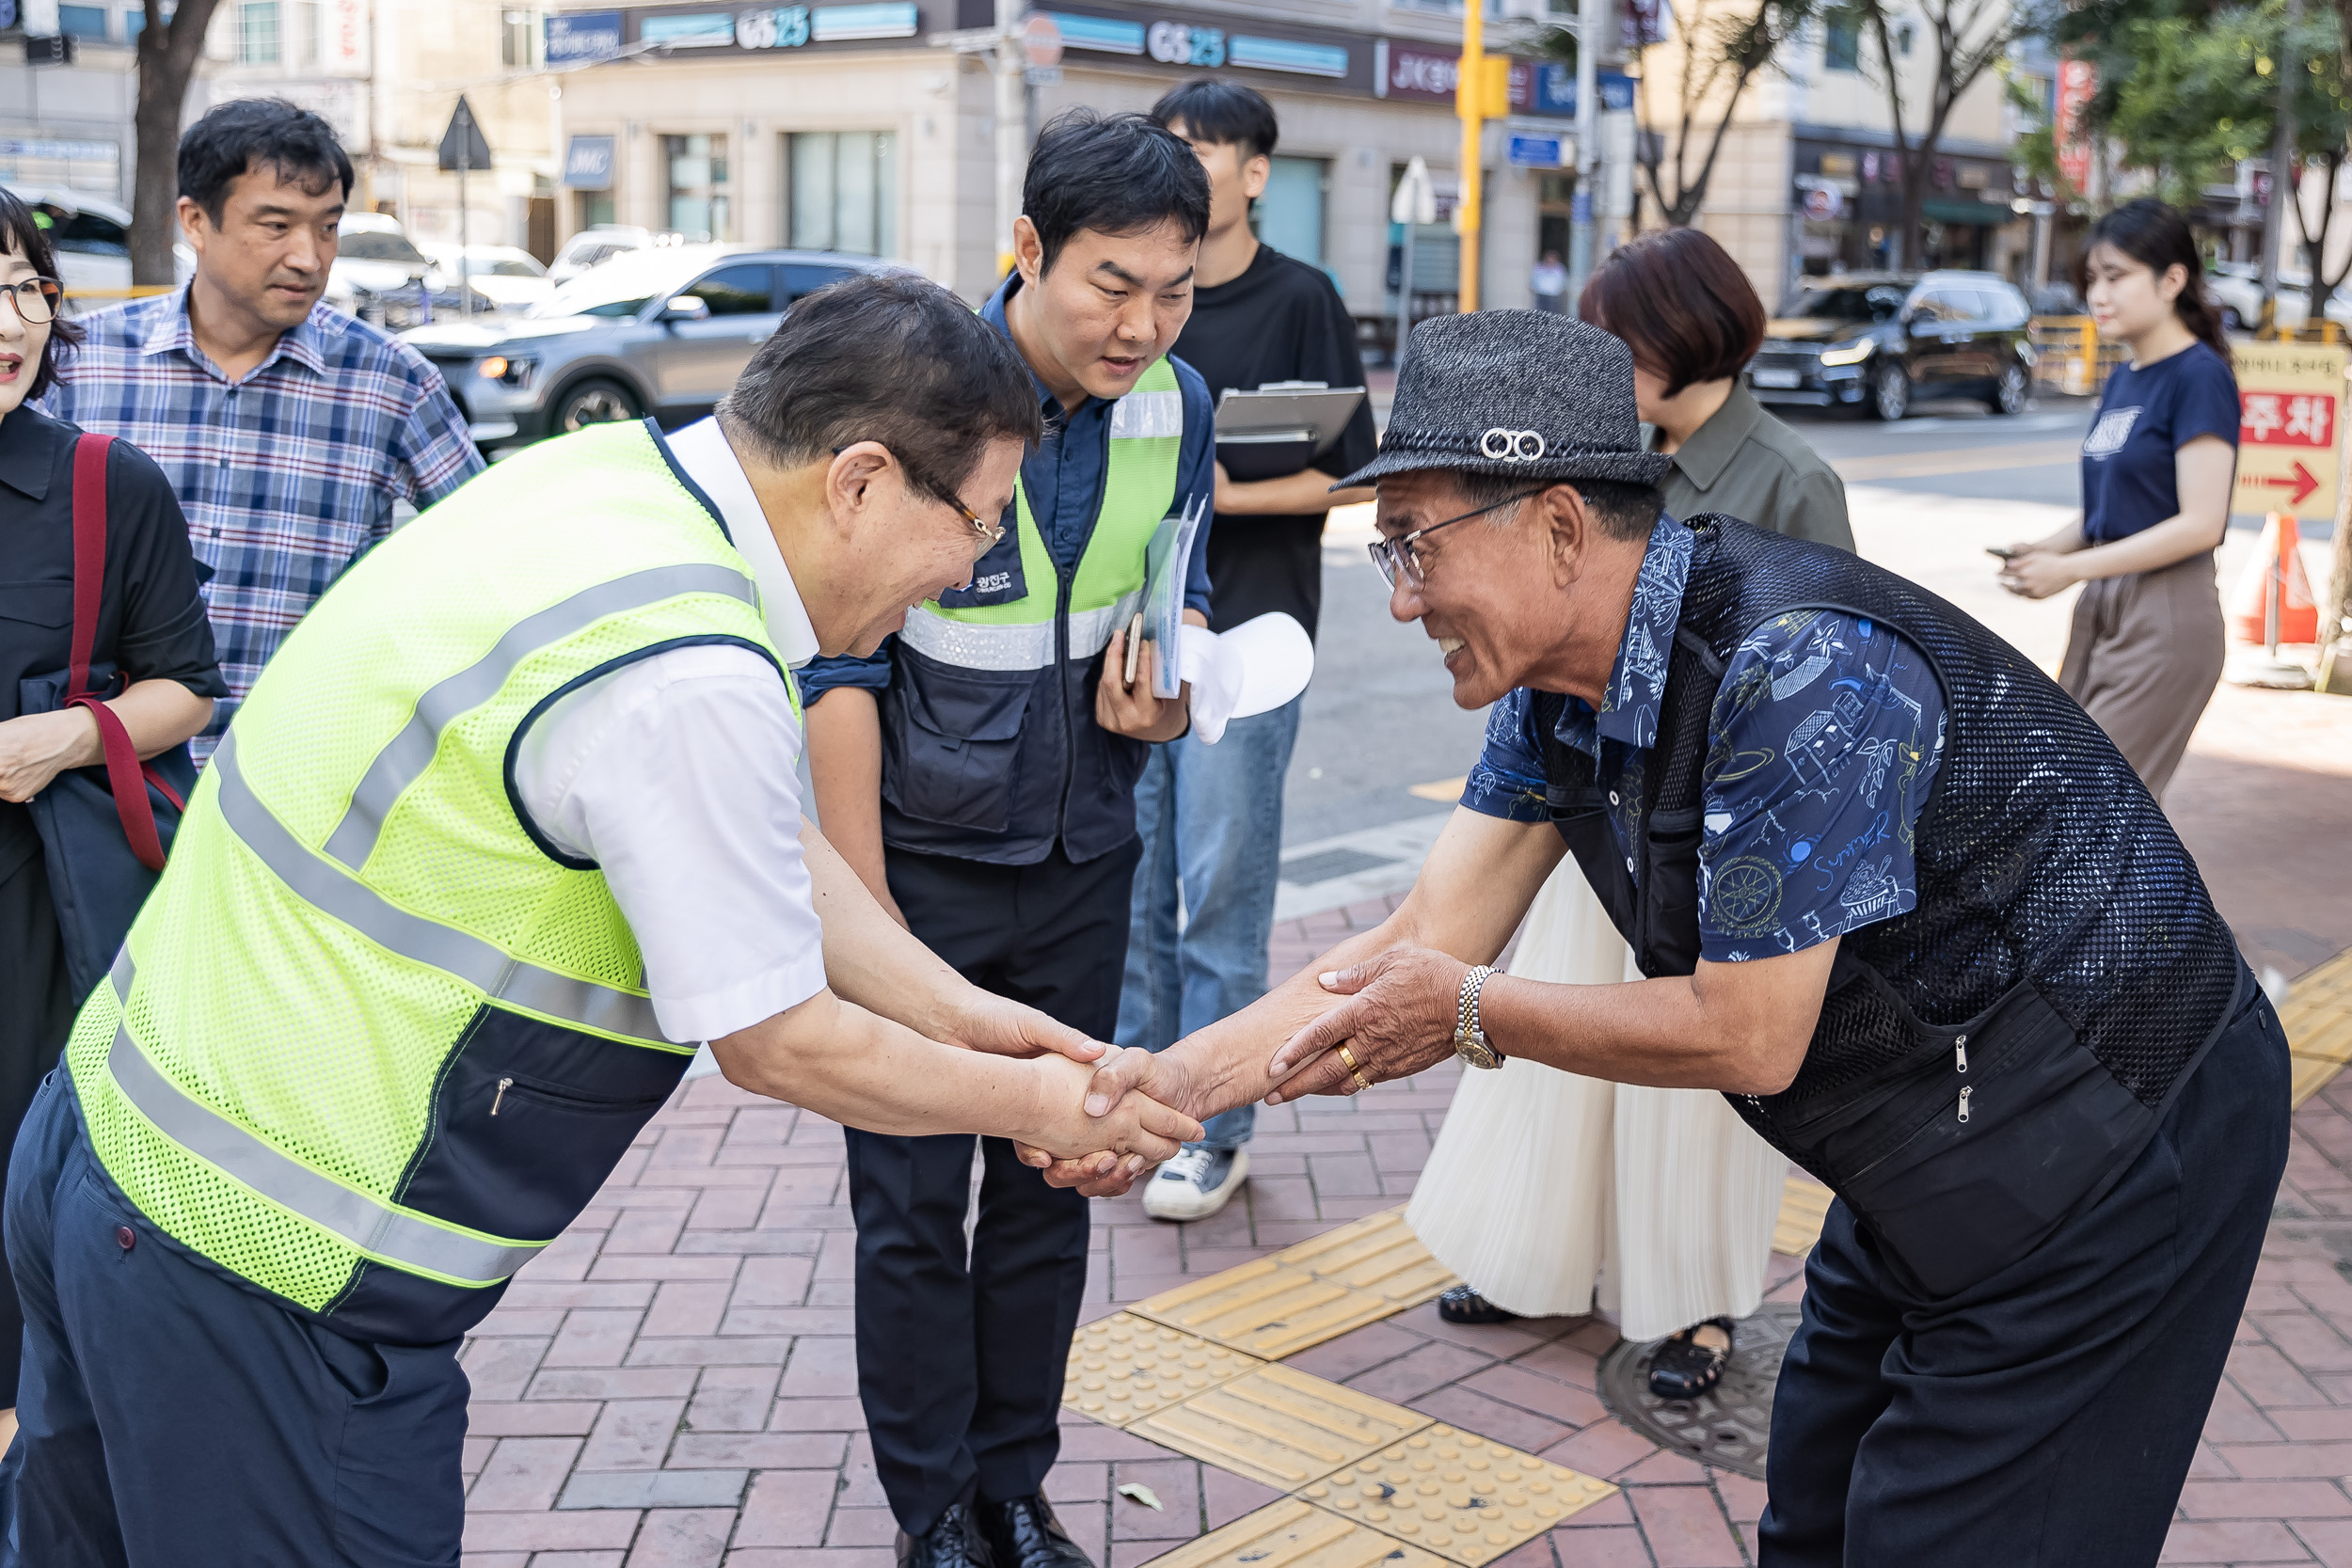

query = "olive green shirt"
[1654, 383, 1854, 552]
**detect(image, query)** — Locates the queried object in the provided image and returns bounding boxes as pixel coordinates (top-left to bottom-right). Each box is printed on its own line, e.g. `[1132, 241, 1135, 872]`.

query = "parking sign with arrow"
[2232, 342, 2344, 522]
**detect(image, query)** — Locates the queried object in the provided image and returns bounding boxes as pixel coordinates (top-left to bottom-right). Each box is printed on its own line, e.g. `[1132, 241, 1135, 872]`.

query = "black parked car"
[1745, 270, 2036, 420]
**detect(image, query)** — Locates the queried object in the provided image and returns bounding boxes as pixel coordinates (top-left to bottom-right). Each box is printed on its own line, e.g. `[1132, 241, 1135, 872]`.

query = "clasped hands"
[1013, 945, 1476, 1197]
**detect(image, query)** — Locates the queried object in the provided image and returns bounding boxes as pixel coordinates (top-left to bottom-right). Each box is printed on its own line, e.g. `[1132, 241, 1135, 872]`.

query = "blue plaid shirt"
[43, 290, 484, 759]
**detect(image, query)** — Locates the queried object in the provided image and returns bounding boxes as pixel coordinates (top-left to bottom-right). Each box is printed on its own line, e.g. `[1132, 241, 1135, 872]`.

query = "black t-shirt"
[0, 404, 225, 884]
[1171, 245, 1377, 641]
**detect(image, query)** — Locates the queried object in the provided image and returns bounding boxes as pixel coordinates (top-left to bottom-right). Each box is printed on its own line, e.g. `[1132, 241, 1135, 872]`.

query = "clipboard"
[1214, 382, 1367, 483]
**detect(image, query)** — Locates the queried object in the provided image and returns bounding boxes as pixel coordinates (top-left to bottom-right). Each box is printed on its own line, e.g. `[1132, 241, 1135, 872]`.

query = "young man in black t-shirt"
[1120, 80, 1377, 1221]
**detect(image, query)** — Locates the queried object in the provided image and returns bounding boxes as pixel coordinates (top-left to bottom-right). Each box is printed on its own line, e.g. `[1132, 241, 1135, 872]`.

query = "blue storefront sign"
[1507, 134, 1565, 169]
[641, 10, 735, 45]
[562, 135, 615, 189]
[544, 8, 623, 62]
[1529, 63, 1635, 117]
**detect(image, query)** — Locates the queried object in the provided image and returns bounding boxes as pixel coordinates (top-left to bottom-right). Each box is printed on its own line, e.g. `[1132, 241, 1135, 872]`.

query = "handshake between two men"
[695, 815, 1558, 1186]
[715, 807, 1825, 1185]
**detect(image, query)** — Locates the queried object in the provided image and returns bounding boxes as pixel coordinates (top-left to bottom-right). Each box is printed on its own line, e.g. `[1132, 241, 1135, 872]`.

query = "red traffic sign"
[1022, 11, 1062, 68]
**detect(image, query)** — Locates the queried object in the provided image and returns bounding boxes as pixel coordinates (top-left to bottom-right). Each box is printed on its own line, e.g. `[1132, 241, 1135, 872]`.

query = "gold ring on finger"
[1350, 1068, 1373, 1093]
[1338, 1045, 1360, 1073]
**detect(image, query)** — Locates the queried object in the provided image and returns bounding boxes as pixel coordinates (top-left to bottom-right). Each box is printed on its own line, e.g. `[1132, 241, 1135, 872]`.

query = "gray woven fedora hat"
[1333, 309, 1670, 490]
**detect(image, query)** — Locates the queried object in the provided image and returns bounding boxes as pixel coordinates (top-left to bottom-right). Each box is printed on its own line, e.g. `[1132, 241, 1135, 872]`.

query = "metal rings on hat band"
[1479, 428, 1549, 463]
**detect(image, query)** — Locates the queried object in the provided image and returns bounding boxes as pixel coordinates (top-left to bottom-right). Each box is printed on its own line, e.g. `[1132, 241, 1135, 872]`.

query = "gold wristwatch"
[1454, 965, 1502, 1069]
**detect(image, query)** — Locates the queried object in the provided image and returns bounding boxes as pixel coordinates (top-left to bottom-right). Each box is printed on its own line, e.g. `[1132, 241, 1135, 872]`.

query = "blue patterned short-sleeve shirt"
[1461, 515, 1947, 961]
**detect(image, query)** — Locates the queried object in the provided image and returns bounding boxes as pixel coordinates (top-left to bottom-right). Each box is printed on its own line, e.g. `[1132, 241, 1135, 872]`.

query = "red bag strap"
[65, 694, 167, 872]
[67, 433, 112, 700]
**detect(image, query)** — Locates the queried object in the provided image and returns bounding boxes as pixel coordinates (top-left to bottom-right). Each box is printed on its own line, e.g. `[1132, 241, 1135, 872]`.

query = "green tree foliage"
[2078, 0, 2350, 308]
[2103, 3, 2343, 206]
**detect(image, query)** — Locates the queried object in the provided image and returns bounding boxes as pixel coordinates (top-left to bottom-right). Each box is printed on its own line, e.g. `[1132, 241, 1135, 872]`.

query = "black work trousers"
[1760, 987, 2291, 1566]
[845, 839, 1139, 1537]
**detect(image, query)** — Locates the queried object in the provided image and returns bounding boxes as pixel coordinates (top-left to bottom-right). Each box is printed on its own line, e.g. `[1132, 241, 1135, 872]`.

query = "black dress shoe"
[898, 1503, 995, 1568]
[1438, 1285, 1521, 1325]
[981, 1494, 1093, 1568]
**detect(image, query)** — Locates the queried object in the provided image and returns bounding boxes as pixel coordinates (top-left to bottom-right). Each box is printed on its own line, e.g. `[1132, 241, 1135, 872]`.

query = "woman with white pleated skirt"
[1406, 858, 1787, 1393]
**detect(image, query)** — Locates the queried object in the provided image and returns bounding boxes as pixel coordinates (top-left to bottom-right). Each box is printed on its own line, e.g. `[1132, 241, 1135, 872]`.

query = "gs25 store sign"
[1147, 19, 1224, 65]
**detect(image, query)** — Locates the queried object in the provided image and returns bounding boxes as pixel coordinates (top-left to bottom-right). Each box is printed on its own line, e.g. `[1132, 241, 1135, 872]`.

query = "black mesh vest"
[1537, 516, 2248, 1294]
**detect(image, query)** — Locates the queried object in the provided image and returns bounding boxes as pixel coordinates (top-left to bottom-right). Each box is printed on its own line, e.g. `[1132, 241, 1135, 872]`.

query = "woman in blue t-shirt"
[1997, 199, 2239, 800]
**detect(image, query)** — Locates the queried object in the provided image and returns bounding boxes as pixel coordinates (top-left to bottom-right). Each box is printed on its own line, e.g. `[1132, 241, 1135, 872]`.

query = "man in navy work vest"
[1059, 311, 2291, 1566]
[802, 111, 1215, 1568]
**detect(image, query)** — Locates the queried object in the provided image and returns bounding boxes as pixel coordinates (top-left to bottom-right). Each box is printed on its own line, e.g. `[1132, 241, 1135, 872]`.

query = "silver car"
[403, 245, 888, 451]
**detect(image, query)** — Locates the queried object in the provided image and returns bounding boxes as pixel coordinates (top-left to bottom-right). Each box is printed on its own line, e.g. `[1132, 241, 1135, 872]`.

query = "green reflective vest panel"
[896, 356, 1182, 672]
[67, 420, 789, 1338]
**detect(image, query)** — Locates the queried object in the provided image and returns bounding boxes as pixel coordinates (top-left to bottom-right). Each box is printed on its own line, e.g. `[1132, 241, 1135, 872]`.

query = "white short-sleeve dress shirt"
[510, 417, 827, 1045]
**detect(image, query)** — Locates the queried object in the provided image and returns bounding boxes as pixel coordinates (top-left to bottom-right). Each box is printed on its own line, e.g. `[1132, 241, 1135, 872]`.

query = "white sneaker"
[1142, 1147, 1248, 1222]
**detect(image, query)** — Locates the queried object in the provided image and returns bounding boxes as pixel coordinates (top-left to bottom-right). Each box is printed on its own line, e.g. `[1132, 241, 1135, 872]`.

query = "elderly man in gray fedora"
[1052, 310, 2287, 1565]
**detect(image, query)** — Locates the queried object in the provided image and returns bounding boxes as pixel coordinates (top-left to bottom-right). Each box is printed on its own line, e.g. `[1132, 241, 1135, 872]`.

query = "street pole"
[2258, 0, 2302, 337]
[994, 0, 1025, 279]
[459, 151, 471, 320]
[1393, 155, 1435, 360]
[1457, 0, 1486, 312]
[1566, 0, 1598, 299]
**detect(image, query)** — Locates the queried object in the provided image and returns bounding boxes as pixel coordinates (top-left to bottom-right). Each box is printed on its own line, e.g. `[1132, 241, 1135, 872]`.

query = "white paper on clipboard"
[1140, 495, 1208, 700]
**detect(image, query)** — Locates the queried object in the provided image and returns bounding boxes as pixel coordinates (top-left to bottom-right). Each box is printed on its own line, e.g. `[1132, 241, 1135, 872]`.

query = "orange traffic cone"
[2229, 512, 2320, 645]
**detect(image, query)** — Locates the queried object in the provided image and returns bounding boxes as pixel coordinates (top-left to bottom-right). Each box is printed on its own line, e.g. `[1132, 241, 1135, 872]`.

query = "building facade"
[199, 0, 561, 254]
[543, 0, 1625, 315]
[0, 0, 147, 209]
[1629, 0, 2028, 311]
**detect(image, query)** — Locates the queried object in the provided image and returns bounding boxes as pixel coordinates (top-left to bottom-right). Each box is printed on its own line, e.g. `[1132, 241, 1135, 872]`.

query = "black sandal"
[1437, 1285, 1520, 1325]
[1645, 1317, 1736, 1401]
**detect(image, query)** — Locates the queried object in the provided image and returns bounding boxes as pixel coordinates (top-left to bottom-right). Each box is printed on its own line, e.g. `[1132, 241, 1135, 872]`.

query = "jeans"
[1116, 696, 1303, 1152]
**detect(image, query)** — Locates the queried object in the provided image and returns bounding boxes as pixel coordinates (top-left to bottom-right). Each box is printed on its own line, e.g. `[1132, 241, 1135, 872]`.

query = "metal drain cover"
[1593, 1304, 1804, 1481]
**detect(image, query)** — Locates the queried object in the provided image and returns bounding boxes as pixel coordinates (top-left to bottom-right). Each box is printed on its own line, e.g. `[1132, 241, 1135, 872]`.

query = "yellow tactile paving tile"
[1134, 1261, 1422, 1359]
[1134, 1209, 1457, 1359]
[1772, 1173, 1834, 1258]
[1137, 1497, 1454, 1568]
[2282, 949, 2352, 1107]
[1129, 1362, 1433, 1491]
[1299, 1424, 1618, 1567]
[1061, 1312, 1263, 1427]
[1271, 1208, 1457, 1304]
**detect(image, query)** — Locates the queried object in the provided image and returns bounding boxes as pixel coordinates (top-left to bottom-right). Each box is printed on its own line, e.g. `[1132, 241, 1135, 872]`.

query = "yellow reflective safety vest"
[65, 419, 793, 1344]
[880, 355, 1186, 862]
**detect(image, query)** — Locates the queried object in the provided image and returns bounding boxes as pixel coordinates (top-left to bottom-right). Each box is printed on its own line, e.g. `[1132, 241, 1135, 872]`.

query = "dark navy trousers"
[847, 840, 1139, 1537]
[0, 1071, 470, 1567]
[1760, 988, 2291, 1566]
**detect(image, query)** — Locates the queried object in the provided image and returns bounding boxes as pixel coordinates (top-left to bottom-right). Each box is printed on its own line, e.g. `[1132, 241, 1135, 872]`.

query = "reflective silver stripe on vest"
[898, 590, 1142, 673]
[1072, 592, 1143, 658]
[102, 957, 545, 1284]
[213, 733, 676, 1048]
[325, 563, 759, 870]
[1109, 389, 1183, 439]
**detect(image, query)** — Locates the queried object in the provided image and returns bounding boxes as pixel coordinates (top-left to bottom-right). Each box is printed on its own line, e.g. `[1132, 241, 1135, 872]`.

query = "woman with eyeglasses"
[0, 186, 222, 1432]
[1406, 231, 1852, 1409]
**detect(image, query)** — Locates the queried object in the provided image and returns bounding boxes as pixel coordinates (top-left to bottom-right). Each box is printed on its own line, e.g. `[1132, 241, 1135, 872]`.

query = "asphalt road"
[1278, 392, 2102, 848]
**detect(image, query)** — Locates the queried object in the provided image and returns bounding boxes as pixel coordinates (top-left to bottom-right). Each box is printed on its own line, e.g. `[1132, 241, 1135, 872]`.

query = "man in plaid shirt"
[45, 100, 483, 762]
